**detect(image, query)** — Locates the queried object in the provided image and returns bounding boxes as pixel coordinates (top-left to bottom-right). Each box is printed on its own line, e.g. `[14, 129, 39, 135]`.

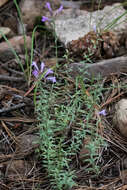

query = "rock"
[0, 35, 31, 62]
[16, 134, 39, 154]
[55, 3, 127, 45]
[0, 35, 31, 51]
[68, 56, 127, 80]
[113, 99, 127, 138]
[1, 160, 32, 178]
[61, 0, 82, 9]
[0, 0, 9, 8]
[0, 27, 11, 39]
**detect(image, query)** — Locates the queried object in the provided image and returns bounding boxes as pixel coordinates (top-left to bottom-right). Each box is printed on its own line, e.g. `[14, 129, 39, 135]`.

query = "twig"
[1, 121, 19, 144]
[0, 182, 9, 190]
[101, 91, 125, 108]
[0, 103, 26, 113]
[1, 64, 24, 76]
[24, 82, 36, 97]
[1, 84, 25, 95]
[0, 74, 25, 82]
[0, 117, 36, 122]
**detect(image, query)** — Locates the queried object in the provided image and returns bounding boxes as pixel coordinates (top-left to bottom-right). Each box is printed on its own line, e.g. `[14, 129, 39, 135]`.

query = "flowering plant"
[42, 2, 63, 22]
[32, 61, 56, 83]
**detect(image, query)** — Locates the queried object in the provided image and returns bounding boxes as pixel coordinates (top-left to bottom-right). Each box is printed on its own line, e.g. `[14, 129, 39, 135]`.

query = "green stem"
[13, 0, 29, 80]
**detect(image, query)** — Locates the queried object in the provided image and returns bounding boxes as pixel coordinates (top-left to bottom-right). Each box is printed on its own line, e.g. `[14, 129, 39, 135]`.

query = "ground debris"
[67, 31, 120, 62]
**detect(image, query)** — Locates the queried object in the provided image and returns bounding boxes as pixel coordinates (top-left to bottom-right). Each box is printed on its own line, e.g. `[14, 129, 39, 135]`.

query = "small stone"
[5, 160, 32, 178]
[0, 35, 31, 51]
[17, 134, 39, 154]
[0, 27, 11, 39]
[0, 0, 9, 8]
[0, 35, 31, 62]
[113, 99, 127, 137]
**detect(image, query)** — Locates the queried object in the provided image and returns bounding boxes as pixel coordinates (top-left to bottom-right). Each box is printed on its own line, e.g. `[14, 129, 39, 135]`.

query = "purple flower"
[42, 2, 63, 22]
[44, 68, 53, 78]
[32, 69, 39, 78]
[32, 61, 56, 83]
[55, 5, 63, 15]
[32, 61, 40, 78]
[98, 109, 106, 116]
[32, 61, 39, 71]
[93, 25, 96, 33]
[42, 16, 50, 22]
[41, 62, 45, 73]
[45, 2, 53, 15]
[46, 76, 56, 83]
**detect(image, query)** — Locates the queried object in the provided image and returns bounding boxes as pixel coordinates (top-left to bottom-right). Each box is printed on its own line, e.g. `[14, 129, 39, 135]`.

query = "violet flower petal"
[93, 25, 96, 32]
[44, 68, 53, 78]
[42, 16, 50, 22]
[56, 5, 63, 15]
[32, 61, 39, 71]
[46, 76, 56, 83]
[45, 2, 53, 14]
[98, 109, 106, 116]
[32, 69, 39, 78]
[41, 62, 45, 73]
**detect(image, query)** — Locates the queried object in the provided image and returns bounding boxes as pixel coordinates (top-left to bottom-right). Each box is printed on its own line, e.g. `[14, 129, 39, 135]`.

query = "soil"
[0, 0, 127, 190]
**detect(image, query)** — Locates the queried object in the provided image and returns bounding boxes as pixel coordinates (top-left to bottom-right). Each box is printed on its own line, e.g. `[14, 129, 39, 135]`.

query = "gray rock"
[55, 3, 127, 45]
[17, 134, 39, 154]
[0, 35, 31, 62]
[68, 56, 127, 80]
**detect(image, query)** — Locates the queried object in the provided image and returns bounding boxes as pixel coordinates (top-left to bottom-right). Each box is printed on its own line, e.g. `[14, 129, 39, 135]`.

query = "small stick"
[1, 84, 25, 95]
[1, 65, 24, 76]
[0, 117, 36, 122]
[0, 75, 25, 82]
[0, 103, 26, 113]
